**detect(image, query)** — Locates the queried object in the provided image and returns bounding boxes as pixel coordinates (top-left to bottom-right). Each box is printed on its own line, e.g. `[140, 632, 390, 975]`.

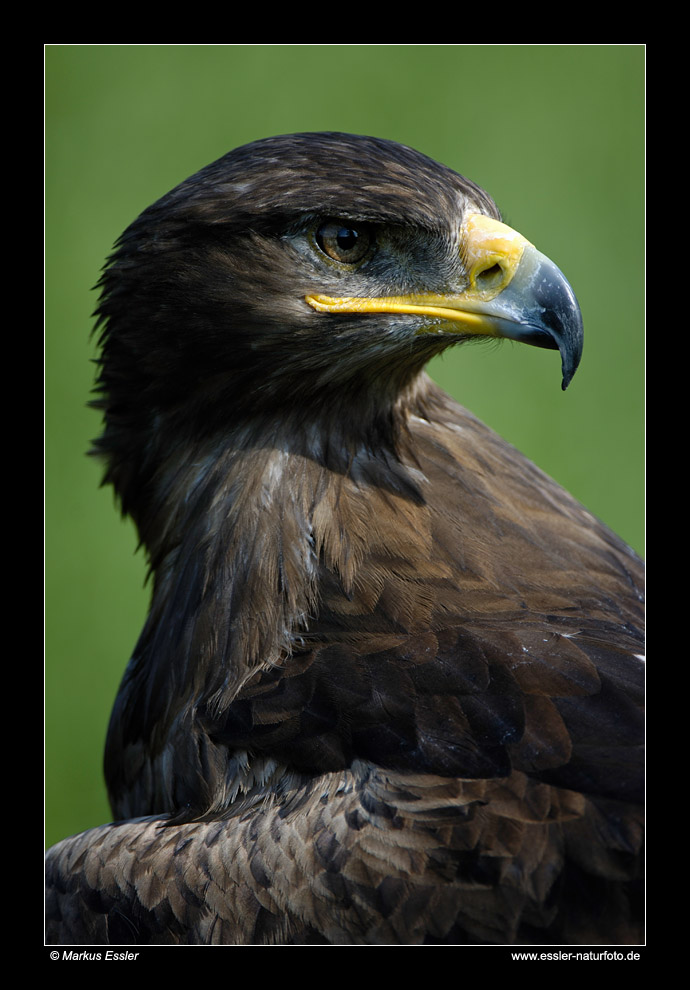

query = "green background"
[45, 45, 644, 849]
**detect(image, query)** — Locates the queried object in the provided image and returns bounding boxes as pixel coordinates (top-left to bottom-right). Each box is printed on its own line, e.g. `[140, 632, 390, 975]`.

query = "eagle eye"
[314, 220, 373, 265]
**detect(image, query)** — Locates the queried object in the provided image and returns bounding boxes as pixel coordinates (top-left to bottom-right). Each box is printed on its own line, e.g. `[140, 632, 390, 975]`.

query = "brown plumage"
[45, 133, 644, 945]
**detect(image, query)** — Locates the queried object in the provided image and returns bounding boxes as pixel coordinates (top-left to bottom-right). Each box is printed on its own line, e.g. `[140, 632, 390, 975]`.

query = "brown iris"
[315, 221, 372, 265]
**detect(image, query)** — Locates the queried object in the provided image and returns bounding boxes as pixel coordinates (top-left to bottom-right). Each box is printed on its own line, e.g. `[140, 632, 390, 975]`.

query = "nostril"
[475, 263, 504, 291]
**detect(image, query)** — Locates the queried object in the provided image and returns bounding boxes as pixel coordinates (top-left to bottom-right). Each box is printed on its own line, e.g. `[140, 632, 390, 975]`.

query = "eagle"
[45, 133, 644, 946]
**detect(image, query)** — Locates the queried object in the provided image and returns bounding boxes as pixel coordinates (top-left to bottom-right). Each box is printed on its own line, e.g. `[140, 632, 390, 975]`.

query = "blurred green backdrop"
[45, 44, 644, 849]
